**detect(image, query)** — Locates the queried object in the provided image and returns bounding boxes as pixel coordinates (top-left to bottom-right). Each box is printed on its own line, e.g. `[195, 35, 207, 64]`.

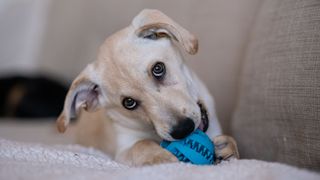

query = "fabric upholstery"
[232, 0, 320, 171]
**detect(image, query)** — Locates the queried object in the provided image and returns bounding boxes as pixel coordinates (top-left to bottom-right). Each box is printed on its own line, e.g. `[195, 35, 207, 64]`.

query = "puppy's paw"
[138, 148, 178, 166]
[212, 135, 239, 164]
[122, 139, 178, 166]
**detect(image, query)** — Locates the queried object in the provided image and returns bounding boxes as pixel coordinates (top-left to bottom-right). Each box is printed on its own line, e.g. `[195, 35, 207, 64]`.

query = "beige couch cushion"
[232, 0, 320, 171]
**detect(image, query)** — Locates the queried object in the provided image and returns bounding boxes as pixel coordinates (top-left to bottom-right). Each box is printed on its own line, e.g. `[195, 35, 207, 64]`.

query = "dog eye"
[152, 62, 166, 80]
[122, 97, 138, 110]
[144, 33, 158, 40]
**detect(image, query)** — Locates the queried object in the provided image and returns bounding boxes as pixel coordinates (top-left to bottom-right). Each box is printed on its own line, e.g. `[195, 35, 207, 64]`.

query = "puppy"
[57, 9, 239, 166]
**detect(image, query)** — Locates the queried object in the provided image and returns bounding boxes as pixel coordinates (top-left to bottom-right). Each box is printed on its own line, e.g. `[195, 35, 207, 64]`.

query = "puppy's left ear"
[132, 9, 198, 55]
[56, 65, 103, 133]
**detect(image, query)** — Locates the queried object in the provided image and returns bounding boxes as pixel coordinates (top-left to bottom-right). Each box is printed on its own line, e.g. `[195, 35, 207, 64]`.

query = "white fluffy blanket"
[0, 139, 319, 180]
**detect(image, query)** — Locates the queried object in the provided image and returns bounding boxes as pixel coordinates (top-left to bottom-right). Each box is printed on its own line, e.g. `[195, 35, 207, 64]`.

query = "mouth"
[197, 101, 209, 132]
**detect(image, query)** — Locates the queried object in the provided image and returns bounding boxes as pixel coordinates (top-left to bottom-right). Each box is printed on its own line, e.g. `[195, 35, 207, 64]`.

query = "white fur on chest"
[106, 110, 160, 159]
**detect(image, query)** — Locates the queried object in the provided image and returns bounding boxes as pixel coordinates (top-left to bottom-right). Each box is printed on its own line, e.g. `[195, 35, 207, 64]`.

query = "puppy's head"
[57, 9, 209, 141]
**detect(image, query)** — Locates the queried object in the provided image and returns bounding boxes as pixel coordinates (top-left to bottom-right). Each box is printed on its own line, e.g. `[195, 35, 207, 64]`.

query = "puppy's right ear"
[56, 66, 102, 133]
[132, 9, 198, 55]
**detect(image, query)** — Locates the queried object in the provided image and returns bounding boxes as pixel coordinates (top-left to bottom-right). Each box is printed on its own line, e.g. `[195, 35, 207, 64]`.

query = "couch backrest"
[232, 0, 320, 171]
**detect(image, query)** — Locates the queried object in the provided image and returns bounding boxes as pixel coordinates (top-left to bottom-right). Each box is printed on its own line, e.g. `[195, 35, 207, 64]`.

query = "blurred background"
[0, 0, 261, 142]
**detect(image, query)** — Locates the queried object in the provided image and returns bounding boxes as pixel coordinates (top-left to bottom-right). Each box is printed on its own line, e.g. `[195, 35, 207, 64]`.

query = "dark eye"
[152, 62, 166, 80]
[144, 33, 158, 40]
[122, 97, 138, 110]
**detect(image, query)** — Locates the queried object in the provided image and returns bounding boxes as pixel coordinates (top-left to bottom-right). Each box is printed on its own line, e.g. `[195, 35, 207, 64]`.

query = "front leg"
[212, 135, 240, 164]
[117, 139, 178, 166]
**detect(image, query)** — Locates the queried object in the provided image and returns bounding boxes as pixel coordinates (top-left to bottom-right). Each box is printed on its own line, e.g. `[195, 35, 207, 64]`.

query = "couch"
[231, 0, 320, 171]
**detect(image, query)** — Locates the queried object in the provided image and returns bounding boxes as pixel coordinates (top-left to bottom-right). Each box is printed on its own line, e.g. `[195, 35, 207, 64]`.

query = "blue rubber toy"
[160, 129, 215, 165]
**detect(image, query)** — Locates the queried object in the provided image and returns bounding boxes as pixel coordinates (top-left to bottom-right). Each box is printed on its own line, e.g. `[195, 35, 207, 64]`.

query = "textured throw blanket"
[0, 139, 319, 180]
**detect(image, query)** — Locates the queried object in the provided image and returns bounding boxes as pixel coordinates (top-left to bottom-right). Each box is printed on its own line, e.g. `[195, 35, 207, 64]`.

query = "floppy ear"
[132, 9, 198, 55]
[56, 68, 102, 133]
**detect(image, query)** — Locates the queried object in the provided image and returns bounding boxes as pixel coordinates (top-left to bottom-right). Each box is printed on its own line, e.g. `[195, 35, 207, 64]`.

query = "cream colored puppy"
[57, 9, 239, 166]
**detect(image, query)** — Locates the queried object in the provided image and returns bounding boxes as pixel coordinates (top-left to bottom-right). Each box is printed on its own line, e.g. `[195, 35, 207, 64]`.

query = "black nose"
[170, 118, 195, 139]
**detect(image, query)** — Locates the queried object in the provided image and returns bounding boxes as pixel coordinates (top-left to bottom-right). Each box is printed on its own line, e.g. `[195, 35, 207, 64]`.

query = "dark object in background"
[0, 75, 68, 118]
